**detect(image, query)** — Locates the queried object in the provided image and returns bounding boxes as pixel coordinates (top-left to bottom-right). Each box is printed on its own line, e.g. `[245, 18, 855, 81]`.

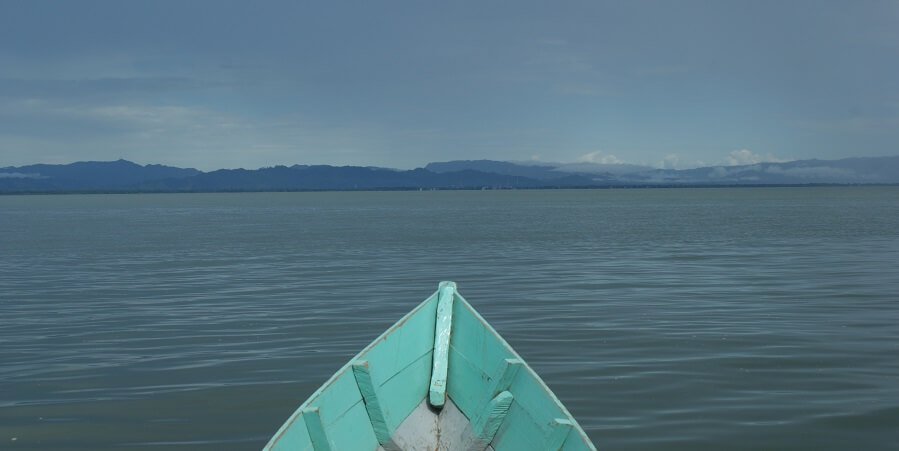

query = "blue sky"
[1, 1, 897, 170]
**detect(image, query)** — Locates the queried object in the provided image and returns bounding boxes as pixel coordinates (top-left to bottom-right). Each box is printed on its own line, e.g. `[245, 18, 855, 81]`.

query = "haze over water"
[1, 187, 898, 450]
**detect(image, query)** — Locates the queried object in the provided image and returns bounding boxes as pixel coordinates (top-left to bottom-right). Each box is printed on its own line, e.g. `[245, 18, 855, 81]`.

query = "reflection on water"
[1, 187, 898, 449]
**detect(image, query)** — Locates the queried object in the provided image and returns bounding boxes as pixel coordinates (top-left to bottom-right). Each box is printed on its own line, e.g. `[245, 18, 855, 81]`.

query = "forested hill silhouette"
[2, 156, 898, 192]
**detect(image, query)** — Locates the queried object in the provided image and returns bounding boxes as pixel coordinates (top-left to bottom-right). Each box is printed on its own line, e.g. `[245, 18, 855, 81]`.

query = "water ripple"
[1, 188, 898, 449]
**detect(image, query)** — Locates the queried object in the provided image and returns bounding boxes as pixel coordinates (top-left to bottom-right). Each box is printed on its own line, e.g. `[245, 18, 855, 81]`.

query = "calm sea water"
[1, 187, 898, 450]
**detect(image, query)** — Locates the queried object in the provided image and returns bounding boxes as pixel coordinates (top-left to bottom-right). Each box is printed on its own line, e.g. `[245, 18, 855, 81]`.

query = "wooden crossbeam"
[429, 281, 456, 408]
[469, 390, 514, 450]
[301, 407, 332, 451]
[487, 358, 523, 399]
[546, 418, 573, 450]
[352, 360, 400, 451]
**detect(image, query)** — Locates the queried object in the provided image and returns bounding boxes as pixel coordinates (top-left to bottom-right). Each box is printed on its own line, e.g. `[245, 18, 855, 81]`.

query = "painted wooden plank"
[454, 294, 518, 373]
[546, 418, 573, 450]
[429, 281, 455, 407]
[491, 403, 549, 451]
[467, 364, 594, 451]
[266, 410, 312, 451]
[561, 429, 597, 451]
[471, 391, 514, 447]
[361, 293, 437, 430]
[266, 291, 441, 450]
[301, 370, 366, 439]
[325, 401, 380, 451]
[448, 344, 496, 420]
[450, 293, 597, 451]
[377, 350, 433, 432]
[351, 360, 400, 450]
[361, 294, 438, 382]
[446, 294, 515, 418]
[501, 366, 568, 435]
[301, 407, 332, 451]
[488, 358, 522, 398]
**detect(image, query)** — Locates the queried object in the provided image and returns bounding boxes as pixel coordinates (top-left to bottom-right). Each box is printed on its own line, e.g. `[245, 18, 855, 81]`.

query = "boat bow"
[264, 282, 596, 450]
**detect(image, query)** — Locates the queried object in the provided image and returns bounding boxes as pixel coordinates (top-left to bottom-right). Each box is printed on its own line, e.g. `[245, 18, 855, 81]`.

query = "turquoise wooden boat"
[264, 282, 597, 450]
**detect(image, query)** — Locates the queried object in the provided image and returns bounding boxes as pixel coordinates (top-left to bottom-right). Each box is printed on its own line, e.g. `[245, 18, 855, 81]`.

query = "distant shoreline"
[5, 157, 898, 192]
[3, 183, 897, 196]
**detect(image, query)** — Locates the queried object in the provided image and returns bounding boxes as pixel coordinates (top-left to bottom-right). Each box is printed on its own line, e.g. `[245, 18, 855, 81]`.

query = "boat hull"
[264, 283, 596, 450]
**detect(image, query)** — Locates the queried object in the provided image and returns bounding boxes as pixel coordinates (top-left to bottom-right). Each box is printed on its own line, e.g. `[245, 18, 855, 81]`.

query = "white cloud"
[764, 165, 860, 180]
[577, 150, 625, 164]
[659, 153, 680, 169]
[721, 149, 791, 166]
[0, 172, 43, 178]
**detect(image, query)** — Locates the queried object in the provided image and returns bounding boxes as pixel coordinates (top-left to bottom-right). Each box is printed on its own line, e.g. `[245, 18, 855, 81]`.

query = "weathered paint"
[264, 283, 597, 451]
[351, 360, 399, 450]
[301, 408, 332, 451]
[470, 390, 514, 449]
[429, 281, 455, 408]
[383, 398, 495, 451]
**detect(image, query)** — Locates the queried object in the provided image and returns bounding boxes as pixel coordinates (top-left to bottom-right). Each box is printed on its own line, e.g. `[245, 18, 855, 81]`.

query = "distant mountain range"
[2, 156, 898, 193]
[425, 156, 899, 185]
[0, 160, 201, 191]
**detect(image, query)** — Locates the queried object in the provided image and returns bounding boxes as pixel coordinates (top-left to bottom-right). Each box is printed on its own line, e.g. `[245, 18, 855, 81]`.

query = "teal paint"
[351, 360, 396, 448]
[376, 350, 432, 431]
[489, 359, 522, 398]
[301, 408, 332, 451]
[429, 281, 455, 407]
[547, 418, 573, 450]
[325, 402, 381, 450]
[266, 411, 312, 451]
[264, 283, 597, 451]
[472, 390, 514, 444]
[447, 345, 497, 418]
[446, 294, 515, 419]
[361, 295, 437, 431]
[264, 292, 438, 451]
[449, 292, 597, 451]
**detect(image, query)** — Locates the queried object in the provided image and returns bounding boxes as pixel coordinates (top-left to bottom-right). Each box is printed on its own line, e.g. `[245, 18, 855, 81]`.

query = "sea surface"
[1, 187, 898, 450]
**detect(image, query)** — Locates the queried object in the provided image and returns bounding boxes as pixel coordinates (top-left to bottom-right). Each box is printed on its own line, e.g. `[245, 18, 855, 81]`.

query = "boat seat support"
[546, 418, 573, 450]
[301, 407, 332, 451]
[487, 358, 522, 399]
[465, 390, 514, 450]
[351, 360, 401, 451]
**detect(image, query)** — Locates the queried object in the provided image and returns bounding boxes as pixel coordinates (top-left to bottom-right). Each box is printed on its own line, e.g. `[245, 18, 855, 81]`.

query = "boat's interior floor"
[377, 398, 495, 451]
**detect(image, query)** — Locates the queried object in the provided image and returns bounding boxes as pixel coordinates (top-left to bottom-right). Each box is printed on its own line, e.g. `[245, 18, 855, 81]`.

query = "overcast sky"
[1, 1, 897, 170]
